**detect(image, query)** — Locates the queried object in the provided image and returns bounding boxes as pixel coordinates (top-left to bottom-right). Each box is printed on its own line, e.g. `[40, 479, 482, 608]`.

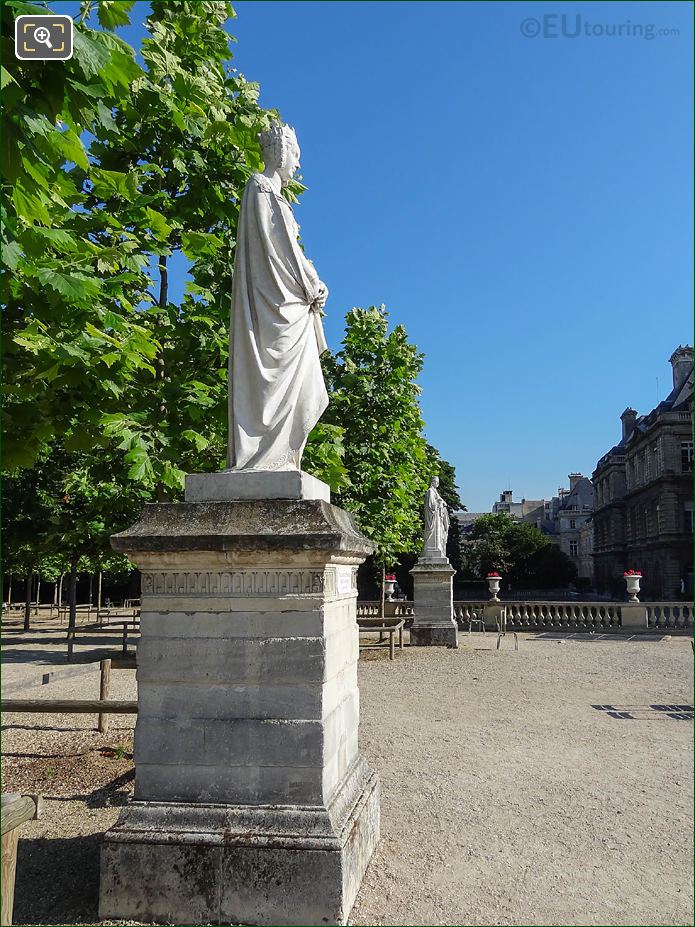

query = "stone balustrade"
[504, 602, 621, 631]
[357, 600, 692, 632]
[645, 602, 692, 630]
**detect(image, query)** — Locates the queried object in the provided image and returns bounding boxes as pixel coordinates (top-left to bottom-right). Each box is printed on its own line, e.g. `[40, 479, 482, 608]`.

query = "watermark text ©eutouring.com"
[520, 14, 680, 40]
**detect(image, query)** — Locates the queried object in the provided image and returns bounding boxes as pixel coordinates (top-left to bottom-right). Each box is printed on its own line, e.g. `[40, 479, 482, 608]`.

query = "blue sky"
[57, 0, 693, 510]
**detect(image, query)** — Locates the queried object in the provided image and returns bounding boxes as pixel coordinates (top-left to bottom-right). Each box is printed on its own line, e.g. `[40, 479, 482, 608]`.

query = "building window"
[652, 442, 660, 476]
[682, 442, 693, 472]
[569, 541, 578, 557]
[569, 518, 576, 529]
[686, 503, 694, 535]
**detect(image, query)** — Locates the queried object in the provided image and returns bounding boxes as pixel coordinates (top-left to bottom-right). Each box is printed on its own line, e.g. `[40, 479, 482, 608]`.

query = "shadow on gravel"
[1, 648, 73, 664]
[0, 723, 89, 732]
[14, 834, 100, 925]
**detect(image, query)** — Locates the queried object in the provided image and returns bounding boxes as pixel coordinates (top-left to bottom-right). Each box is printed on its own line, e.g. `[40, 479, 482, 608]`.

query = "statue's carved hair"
[258, 121, 297, 169]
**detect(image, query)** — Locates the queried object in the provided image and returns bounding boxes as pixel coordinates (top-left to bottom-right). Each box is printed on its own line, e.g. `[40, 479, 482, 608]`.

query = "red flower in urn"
[486, 571, 501, 578]
[623, 569, 642, 577]
[384, 574, 396, 582]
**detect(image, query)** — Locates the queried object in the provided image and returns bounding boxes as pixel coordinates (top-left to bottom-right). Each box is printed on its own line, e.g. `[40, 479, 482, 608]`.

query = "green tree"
[525, 543, 578, 589]
[321, 306, 430, 567]
[462, 512, 577, 589]
[83, 0, 293, 496]
[2, 445, 146, 627]
[2, 0, 157, 470]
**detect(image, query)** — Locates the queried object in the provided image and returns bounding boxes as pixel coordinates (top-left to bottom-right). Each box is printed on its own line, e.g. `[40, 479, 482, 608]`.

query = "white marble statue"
[227, 122, 329, 471]
[423, 476, 450, 558]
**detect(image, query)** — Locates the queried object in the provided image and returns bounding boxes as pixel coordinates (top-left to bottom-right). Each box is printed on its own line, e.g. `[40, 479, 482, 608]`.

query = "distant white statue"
[227, 122, 329, 471]
[423, 476, 449, 559]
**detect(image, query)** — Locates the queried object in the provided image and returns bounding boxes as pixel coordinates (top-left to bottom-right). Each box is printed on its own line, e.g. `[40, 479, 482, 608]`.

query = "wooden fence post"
[1, 794, 38, 926]
[98, 659, 111, 734]
[97, 570, 103, 623]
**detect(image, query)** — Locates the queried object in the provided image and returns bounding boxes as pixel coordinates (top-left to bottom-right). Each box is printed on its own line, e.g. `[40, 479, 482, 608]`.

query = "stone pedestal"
[99, 476, 380, 926]
[484, 602, 506, 632]
[409, 557, 458, 648]
[621, 604, 648, 631]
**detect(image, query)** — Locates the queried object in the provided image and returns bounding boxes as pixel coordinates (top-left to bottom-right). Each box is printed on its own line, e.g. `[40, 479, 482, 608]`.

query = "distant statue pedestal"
[409, 555, 458, 648]
[99, 471, 380, 926]
[409, 476, 458, 648]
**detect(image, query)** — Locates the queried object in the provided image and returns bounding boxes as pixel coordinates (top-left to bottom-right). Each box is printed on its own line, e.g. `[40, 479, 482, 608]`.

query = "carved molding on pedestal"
[142, 570, 325, 597]
[141, 567, 358, 599]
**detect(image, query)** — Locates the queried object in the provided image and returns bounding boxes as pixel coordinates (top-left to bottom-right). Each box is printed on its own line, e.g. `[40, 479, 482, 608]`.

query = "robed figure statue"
[423, 476, 450, 559]
[228, 122, 329, 471]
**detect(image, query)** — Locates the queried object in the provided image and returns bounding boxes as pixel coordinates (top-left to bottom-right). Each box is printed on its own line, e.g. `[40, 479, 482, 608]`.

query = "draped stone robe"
[228, 172, 328, 471]
[423, 486, 450, 558]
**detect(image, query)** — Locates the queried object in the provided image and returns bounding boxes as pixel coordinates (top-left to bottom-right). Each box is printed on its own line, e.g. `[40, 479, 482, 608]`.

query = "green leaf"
[145, 207, 172, 241]
[1, 65, 17, 89]
[36, 267, 102, 300]
[96, 99, 119, 134]
[73, 28, 112, 80]
[181, 429, 209, 451]
[51, 127, 90, 171]
[161, 462, 186, 491]
[125, 446, 154, 482]
[13, 182, 52, 225]
[97, 0, 136, 29]
[2, 239, 22, 269]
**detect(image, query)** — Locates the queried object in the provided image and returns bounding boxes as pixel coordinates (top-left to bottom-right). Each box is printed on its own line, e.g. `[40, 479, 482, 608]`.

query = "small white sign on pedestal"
[337, 566, 352, 595]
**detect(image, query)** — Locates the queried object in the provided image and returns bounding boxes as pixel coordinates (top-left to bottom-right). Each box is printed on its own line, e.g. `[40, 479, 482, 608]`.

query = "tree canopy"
[319, 306, 431, 566]
[461, 513, 577, 588]
[2, 3, 461, 594]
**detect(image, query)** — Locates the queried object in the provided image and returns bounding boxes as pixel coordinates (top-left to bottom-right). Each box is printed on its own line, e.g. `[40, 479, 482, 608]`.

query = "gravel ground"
[2, 632, 693, 926]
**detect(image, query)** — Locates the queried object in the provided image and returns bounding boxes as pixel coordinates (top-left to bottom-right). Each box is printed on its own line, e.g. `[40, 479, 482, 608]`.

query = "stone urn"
[624, 570, 642, 602]
[486, 573, 501, 602]
[384, 575, 397, 601]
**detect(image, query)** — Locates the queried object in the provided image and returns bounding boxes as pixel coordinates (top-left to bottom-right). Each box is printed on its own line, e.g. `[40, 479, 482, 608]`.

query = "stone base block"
[99, 760, 379, 926]
[621, 604, 648, 630]
[410, 624, 458, 648]
[184, 469, 330, 503]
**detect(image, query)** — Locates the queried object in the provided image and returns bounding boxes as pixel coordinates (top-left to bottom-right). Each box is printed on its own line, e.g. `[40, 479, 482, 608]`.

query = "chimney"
[568, 473, 582, 489]
[621, 408, 637, 441]
[500, 490, 513, 503]
[669, 345, 694, 392]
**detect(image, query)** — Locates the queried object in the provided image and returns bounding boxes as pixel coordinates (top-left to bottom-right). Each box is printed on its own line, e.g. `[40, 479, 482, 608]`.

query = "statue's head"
[259, 121, 300, 186]
[430, 476, 439, 489]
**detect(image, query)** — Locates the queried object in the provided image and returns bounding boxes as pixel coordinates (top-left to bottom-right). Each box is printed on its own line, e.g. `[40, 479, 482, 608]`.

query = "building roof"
[558, 477, 594, 512]
[453, 512, 486, 526]
[595, 349, 693, 471]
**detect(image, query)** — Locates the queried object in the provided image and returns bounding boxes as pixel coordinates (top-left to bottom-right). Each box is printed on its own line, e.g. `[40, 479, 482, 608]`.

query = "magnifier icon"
[33, 25, 53, 49]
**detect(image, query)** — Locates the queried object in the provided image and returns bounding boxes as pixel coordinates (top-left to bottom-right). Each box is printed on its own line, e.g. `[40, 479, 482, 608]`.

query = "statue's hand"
[314, 282, 329, 311]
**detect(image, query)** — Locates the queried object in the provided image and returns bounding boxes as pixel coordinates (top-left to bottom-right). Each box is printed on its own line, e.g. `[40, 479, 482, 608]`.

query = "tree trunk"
[7, 574, 12, 607]
[58, 573, 64, 622]
[97, 570, 103, 618]
[88, 573, 93, 607]
[380, 564, 386, 620]
[35, 577, 41, 612]
[158, 252, 168, 308]
[68, 567, 78, 631]
[155, 253, 168, 503]
[23, 572, 33, 631]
